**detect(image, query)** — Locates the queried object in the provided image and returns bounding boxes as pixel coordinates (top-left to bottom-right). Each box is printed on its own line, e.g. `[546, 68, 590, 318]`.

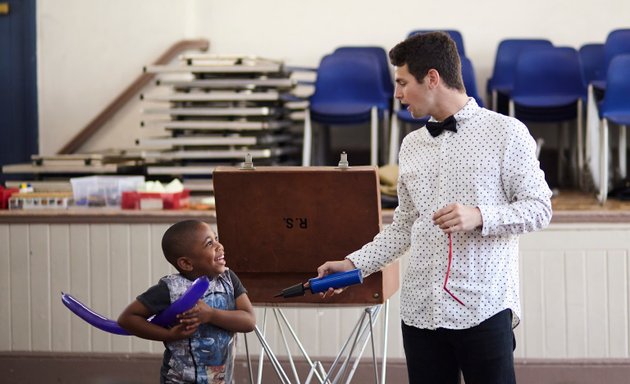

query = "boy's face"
[183, 222, 226, 278]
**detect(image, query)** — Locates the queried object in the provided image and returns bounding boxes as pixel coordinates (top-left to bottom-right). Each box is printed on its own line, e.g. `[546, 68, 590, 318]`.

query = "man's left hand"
[432, 203, 483, 233]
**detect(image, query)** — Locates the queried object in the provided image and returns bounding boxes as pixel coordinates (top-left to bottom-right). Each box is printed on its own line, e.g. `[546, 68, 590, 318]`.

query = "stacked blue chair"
[509, 46, 587, 187]
[304, 53, 390, 166]
[333, 46, 395, 164]
[597, 54, 630, 203]
[407, 29, 466, 57]
[487, 38, 553, 113]
[592, 29, 630, 91]
[578, 43, 605, 88]
[333, 46, 394, 105]
[584, 30, 630, 198]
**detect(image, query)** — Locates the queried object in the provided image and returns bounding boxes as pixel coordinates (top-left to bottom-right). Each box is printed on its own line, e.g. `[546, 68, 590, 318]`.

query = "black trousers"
[401, 309, 516, 384]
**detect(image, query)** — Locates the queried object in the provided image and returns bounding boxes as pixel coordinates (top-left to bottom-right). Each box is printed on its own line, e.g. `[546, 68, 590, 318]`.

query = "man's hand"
[432, 203, 483, 233]
[316, 259, 356, 298]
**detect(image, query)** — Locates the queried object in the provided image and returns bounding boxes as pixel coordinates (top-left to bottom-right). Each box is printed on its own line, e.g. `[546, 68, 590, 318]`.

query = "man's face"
[394, 64, 431, 119]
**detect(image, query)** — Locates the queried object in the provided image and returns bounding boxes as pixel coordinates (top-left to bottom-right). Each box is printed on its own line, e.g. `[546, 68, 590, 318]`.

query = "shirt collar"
[452, 97, 480, 123]
[427, 97, 480, 124]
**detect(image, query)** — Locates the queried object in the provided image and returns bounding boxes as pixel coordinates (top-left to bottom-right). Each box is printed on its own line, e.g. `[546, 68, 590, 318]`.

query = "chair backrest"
[310, 53, 388, 108]
[604, 29, 630, 73]
[333, 46, 394, 97]
[487, 38, 553, 94]
[578, 43, 605, 85]
[601, 54, 630, 117]
[461, 56, 483, 107]
[512, 47, 586, 103]
[407, 29, 466, 57]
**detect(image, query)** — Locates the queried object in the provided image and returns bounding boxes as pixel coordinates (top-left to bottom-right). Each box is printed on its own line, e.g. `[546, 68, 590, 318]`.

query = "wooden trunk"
[213, 165, 399, 305]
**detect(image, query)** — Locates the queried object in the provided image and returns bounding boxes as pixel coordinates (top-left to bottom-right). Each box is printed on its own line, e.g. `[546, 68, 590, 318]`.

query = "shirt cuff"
[477, 204, 497, 236]
[345, 253, 371, 278]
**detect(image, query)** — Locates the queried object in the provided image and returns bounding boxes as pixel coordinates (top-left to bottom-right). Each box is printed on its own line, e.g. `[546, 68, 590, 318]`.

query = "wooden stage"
[548, 189, 630, 223]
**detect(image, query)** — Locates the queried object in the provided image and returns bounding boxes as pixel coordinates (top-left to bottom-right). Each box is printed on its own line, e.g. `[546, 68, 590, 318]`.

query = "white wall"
[37, 0, 195, 155]
[37, 0, 630, 154]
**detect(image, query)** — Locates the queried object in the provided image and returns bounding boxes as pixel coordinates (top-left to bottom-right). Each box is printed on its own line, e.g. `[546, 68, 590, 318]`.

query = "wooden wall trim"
[2, 208, 630, 225]
[0, 209, 216, 224]
[2, 352, 630, 384]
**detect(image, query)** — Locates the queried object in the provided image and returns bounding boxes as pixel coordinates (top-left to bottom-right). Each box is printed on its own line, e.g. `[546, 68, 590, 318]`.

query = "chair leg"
[302, 109, 312, 166]
[585, 84, 600, 189]
[558, 122, 566, 187]
[577, 98, 584, 188]
[619, 124, 627, 179]
[599, 118, 609, 204]
[382, 110, 390, 165]
[370, 106, 379, 166]
[508, 99, 515, 117]
[535, 138, 545, 159]
[388, 115, 400, 165]
[492, 91, 498, 112]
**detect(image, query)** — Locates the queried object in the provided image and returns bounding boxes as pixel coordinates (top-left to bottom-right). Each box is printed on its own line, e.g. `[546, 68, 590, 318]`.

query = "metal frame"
[243, 300, 390, 384]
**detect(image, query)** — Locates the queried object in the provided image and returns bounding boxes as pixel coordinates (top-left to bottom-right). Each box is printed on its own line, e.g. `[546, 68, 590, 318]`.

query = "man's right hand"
[316, 259, 356, 298]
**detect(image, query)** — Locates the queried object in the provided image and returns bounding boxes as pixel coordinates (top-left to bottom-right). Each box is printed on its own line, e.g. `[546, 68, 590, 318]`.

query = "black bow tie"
[426, 115, 457, 137]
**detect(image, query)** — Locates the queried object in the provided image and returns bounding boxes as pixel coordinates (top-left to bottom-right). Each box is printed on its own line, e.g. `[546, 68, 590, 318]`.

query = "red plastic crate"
[0, 187, 19, 210]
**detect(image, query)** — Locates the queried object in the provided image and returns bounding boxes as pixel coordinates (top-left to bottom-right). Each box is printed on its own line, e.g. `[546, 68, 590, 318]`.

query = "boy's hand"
[167, 322, 199, 341]
[177, 300, 213, 328]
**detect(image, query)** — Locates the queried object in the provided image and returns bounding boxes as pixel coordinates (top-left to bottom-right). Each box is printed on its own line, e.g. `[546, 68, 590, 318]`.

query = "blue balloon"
[62, 276, 210, 336]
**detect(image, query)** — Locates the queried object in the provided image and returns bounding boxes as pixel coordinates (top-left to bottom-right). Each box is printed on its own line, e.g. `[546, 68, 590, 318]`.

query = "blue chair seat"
[487, 38, 553, 113]
[311, 102, 386, 124]
[591, 79, 607, 91]
[510, 47, 587, 187]
[304, 52, 390, 165]
[512, 95, 583, 108]
[602, 112, 630, 125]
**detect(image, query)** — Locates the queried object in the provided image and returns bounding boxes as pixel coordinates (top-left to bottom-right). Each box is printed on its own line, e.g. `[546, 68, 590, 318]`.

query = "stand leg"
[380, 300, 390, 384]
[254, 326, 292, 384]
[244, 332, 255, 384]
[276, 308, 327, 384]
[248, 303, 390, 384]
[274, 308, 301, 384]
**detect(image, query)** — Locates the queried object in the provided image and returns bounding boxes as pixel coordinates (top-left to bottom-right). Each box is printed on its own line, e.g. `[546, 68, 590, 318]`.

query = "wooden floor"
[552, 189, 630, 211]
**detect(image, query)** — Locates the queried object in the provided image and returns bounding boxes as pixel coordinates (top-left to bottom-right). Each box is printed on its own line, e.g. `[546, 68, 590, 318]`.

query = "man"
[316, 32, 552, 384]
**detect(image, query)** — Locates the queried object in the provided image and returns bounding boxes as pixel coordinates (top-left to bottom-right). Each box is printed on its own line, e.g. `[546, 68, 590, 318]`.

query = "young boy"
[118, 219, 256, 384]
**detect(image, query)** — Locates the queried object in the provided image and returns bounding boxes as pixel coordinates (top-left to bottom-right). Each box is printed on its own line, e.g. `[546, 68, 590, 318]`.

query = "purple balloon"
[62, 276, 210, 336]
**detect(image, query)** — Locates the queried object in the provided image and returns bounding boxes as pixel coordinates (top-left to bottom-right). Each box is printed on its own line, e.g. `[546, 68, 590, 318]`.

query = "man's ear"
[177, 257, 193, 272]
[426, 68, 440, 89]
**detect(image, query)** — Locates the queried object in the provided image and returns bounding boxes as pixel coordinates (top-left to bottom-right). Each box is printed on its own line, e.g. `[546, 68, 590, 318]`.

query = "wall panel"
[1, 222, 629, 363]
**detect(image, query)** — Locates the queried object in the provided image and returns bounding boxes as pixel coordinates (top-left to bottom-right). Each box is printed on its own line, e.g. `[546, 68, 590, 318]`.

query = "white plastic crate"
[70, 175, 145, 207]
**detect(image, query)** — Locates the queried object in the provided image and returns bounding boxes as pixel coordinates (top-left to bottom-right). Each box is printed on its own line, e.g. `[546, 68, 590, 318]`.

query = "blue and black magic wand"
[275, 269, 363, 298]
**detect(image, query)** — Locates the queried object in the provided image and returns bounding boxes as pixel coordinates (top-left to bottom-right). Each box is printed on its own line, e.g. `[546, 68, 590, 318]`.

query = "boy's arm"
[177, 293, 256, 333]
[118, 299, 199, 342]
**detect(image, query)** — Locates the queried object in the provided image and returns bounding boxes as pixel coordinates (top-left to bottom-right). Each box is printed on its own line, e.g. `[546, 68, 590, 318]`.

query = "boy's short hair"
[389, 31, 464, 91]
[161, 220, 204, 269]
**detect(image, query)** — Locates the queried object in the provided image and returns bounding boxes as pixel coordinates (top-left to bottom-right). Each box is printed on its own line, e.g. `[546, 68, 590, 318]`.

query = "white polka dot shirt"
[348, 98, 553, 330]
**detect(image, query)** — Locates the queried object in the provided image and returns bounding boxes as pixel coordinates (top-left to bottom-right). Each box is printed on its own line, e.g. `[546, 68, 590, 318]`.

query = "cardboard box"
[213, 166, 400, 306]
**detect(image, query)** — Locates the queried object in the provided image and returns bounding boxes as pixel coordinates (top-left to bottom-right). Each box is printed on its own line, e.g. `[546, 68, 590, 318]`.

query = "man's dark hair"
[161, 220, 204, 269]
[389, 31, 464, 91]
